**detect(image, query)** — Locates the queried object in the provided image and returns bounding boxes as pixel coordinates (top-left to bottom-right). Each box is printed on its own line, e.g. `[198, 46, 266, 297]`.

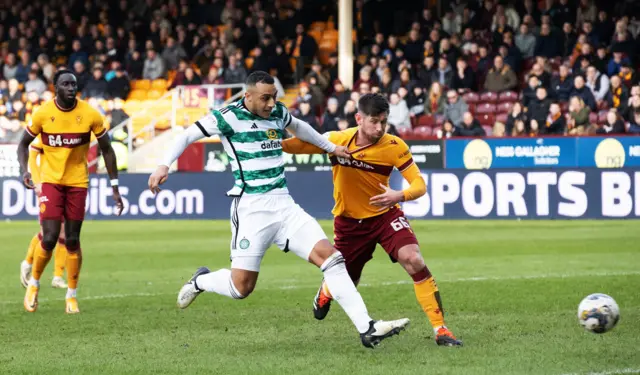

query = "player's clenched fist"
[149, 165, 169, 194]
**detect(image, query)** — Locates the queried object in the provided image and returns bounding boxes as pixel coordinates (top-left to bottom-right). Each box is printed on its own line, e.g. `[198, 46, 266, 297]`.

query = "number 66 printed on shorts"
[390, 216, 411, 232]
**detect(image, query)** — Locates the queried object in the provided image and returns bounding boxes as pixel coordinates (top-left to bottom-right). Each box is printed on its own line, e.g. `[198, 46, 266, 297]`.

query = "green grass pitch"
[0, 220, 639, 375]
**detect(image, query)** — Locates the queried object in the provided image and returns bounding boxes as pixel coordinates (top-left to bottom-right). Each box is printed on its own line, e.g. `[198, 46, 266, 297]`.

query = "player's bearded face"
[247, 83, 277, 119]
[357, 113, 387, 142]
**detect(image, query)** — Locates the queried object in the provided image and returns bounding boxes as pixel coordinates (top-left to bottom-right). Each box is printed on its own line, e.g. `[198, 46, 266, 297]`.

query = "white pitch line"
[560, 368, 640, 375]
[3, 270, 639, 306]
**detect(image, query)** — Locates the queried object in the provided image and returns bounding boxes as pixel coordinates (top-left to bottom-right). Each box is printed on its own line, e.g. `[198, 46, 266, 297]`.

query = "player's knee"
[397, 246, 425, 272]
[65, 235, 80, 252]
[309, 239, 338, 267]
[41, 234, 57, 252]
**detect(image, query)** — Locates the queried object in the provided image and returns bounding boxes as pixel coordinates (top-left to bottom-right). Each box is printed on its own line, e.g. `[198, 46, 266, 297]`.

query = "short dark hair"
[358, 93, 390, 117]
[246, 71, 274, 86]
[53, 70, 77, 86]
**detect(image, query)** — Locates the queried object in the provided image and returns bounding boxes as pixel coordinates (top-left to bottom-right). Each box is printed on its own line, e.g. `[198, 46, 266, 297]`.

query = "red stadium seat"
[496, 102, 514, 114]
[395, 127, 414, 139]
[479, 92, 499, 103]
[498, 91, 519, 103]
[413, 126, 433, 138]
[496, 113, 508, 124]
[476, 103, 497, 114]
[478, 113, 495, 126]
[463, 92, 479, 104]
[589, 112, 598, 124]
[482, 125, 493, 136]
[467, 103, 476, 115]
[416, 114, 435, 128]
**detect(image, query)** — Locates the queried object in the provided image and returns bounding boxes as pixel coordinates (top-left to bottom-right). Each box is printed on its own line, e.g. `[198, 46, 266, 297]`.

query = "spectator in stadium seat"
[417, 56, 436, 89]
[493, 121, 507, 137]
[523, 75, 541, 108]
[68, 40, 89, 69]
[436, 120, 458, 139]
[476, 45, 492, 76]
[596, 109, 626, 134]
[162, 37, 188, 71]
[290, 23, 319, 83]
[343, 99, 358, 128]
[424, 82, 446, 116]
[305, 59, 330, 93]
[294, 100, 320, 133]
[439, 38, 461, 68]
[24, 70, 47, 97]
[107, 67, 131, 101]
[551, 65, 574, 101]
[511, 119, 529, 136]
[560, 23, 578, 58]
[506, 102, 528, 135]
[322, 97, 341, 132]
[627, 109, 640, 134]
[516, 23, 536, 58]
[568, 96, 591, 135]
[577, 0, 598, 26]
[586, 65, 610, 103]
[619, 63, 638, 88]
[497, 40, 521, 74]
[444, 89, 469, 128]
[607, 51, 630, 77]
[183, 67, 202, 86]
[353, 66, 375, 94]
[5, 79, 23, 104]
[484, 55, 518, 93]
[606, 75, 629, 111]
[443, 10, 462, 36]
[571, 75, 597, 111]
[530, 63, 552, 89]
[592, 45, 609, 74]
[543, 103, 566, 135]
[534, 23, 560, 58]
[458, 112, 486, 137]
[407, 86, 426, 117]
[404, 29, 424, 65]
[143, 49, 165, 80]
[388, 92, 411, 130]
[392, 68, 417, 93]
[431, 57, 453, 89]
[528, 86, 552, 128]
[14, 52, 31, 84]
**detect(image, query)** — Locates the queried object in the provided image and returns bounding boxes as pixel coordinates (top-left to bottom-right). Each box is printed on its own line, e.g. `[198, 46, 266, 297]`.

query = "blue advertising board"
[2, 168, 639, 220]
[444, 136, 640, 169]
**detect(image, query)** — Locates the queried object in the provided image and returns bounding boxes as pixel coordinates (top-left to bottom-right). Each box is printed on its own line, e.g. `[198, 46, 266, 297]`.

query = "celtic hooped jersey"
[195, 99, 292, 197]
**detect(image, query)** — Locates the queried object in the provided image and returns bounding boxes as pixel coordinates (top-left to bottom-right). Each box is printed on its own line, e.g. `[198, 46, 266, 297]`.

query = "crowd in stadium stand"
[0, 0, 639, 145]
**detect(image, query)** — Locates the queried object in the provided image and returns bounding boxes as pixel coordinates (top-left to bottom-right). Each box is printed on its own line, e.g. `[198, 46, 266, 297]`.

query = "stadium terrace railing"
[88, 83, 246, 170]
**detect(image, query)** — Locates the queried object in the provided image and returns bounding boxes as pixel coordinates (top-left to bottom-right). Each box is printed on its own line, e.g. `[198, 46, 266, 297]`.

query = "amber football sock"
[25, 233, 41, 265]
[65, 248, 82, 290]
[53, 238, 67, 278]
[30, 243, 53, 286]
[412, 267, 446, 332]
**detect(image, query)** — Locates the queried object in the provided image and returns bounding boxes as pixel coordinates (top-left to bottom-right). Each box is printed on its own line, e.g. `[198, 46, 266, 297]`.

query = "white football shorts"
[229, 194, 327, 272]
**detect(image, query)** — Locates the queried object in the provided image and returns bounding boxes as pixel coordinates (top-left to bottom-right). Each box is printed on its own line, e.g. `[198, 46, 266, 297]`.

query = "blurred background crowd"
[0, 0, 639, 145]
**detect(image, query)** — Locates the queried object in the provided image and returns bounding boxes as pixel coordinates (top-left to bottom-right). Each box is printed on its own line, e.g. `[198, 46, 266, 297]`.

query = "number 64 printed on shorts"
[390, 216, 411, 232]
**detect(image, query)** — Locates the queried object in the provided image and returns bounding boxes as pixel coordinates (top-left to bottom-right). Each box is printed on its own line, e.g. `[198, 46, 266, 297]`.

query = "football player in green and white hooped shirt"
[148, 71, 409, 348]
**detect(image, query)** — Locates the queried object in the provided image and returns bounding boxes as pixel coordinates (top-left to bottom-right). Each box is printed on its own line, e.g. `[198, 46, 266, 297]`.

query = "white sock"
[66, 288, 77, 299]
[28, 277, 39, 287]
[321, 252, 372, 333]
[195, 269, 245, 299]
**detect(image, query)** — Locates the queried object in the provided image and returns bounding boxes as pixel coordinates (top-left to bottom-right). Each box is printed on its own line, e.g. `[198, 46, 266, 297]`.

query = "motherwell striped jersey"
[26, 99, 107, 188]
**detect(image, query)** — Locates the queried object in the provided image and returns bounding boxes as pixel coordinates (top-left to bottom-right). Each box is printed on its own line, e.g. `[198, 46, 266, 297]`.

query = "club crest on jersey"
[239, 238, 250, 250]
[266, 129, 278, 139]
[76, 116, 82, 124]
[39, 203, 46, 213]
[50, 116, 55, 122]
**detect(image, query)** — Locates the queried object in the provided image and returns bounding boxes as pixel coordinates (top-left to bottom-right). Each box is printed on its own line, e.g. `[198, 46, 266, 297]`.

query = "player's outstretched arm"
[97, 135, 124, 216]
[17, 130, 36, 189]
[287, 116, 350, 159]
[282, 137, 325, 154]
[149, 120, 212, 194]
[398, 163, 427, 202]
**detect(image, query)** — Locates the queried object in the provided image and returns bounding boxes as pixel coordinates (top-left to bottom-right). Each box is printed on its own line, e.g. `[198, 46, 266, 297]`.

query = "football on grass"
[578, 293, 620, 334]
